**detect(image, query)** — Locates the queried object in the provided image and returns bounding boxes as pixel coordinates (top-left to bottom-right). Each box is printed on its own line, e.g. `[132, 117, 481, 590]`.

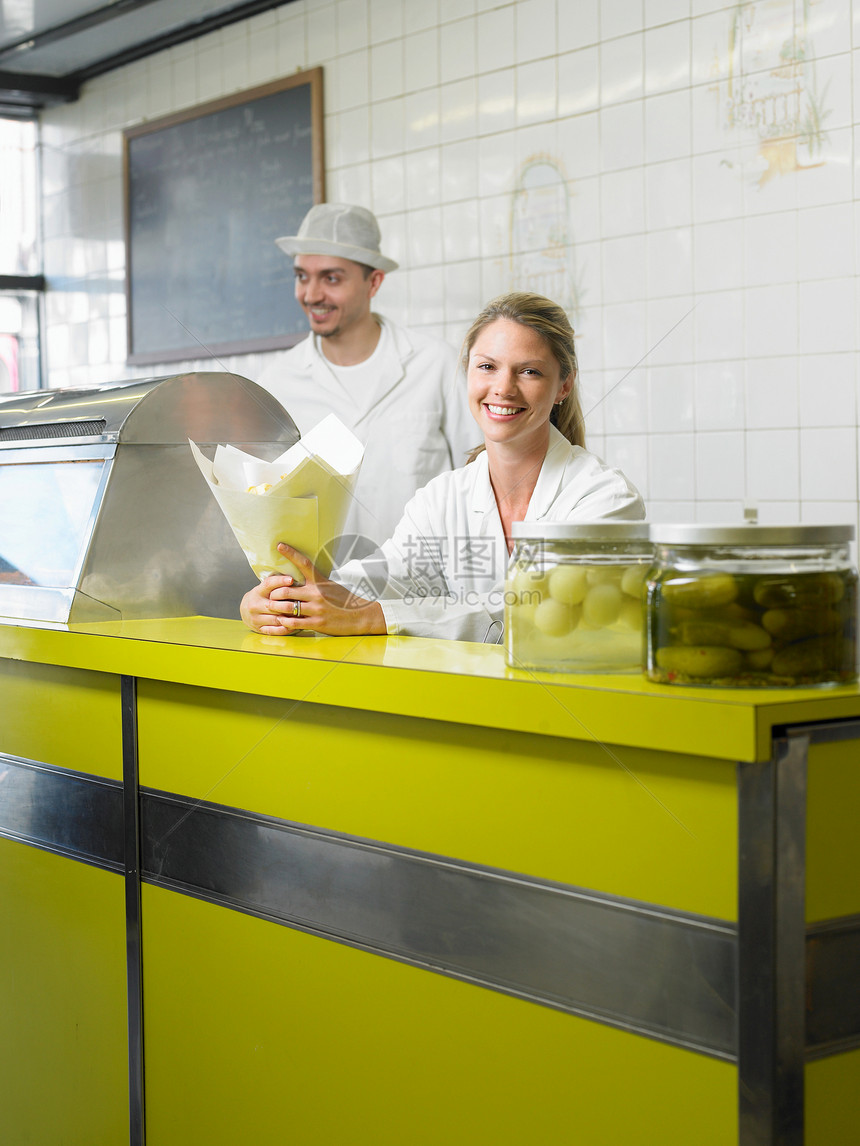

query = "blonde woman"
[240, 292, 644, 641]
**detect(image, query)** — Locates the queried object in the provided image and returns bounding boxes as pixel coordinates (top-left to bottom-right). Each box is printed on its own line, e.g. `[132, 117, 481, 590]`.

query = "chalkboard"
[123, 69, 324, 365]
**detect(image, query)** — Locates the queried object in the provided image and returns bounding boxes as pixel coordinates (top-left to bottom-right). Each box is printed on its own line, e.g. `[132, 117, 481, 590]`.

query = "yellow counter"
[1, 618, 858, 1145]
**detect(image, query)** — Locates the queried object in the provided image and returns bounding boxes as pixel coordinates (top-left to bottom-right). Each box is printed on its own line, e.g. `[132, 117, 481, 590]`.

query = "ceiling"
[0, 0, 292, 118]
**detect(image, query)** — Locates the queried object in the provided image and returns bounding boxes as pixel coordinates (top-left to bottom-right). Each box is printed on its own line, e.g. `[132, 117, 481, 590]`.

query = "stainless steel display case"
[0, 373, 299, 623]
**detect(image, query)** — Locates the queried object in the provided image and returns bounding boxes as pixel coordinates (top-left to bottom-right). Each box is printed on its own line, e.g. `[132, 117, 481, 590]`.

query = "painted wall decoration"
[718, 0, 832, 185]
[506, 156, 584, 317]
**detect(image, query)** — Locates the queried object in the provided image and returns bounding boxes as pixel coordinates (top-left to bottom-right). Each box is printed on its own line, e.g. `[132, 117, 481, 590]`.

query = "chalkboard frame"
[123, 68, 325, 366]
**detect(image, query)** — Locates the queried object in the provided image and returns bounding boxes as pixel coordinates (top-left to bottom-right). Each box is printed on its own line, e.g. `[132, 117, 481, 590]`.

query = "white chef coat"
[256, 315, 475, 557]
[332, 425, 646, 642]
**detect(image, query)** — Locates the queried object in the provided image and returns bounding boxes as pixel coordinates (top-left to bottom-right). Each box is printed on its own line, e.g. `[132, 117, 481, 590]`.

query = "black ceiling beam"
[0, 0, 164, 64]
[0, 69, 80, 115]
[70, 0, 296, 83]
[0, 276, 47, 292]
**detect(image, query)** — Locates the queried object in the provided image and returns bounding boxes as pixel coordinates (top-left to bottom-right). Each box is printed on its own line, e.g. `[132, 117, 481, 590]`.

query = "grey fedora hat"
[275, 203, 398, 272]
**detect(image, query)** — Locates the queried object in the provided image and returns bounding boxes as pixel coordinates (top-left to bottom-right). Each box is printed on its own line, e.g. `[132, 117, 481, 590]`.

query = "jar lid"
[650, 523, 855, 546]
[510, 520, 651, 541]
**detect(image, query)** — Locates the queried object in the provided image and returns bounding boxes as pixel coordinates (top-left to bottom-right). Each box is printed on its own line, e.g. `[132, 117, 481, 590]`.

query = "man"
[256, 203, 474, 559]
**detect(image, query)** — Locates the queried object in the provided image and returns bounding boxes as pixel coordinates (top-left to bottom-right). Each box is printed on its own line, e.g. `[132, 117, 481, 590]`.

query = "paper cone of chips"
[190, 414, 363, 582]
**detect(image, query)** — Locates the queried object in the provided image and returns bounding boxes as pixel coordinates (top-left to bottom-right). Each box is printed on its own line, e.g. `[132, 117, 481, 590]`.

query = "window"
[0, 118, 42, 392]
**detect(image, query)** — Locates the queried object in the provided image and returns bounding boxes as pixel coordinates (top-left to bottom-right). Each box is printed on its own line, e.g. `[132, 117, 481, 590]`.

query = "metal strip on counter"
[141, 787, 738, 1060]
[806, 914, 860, 1059]
[737, 734, 808, 1146]
[121, 675, 145, 1146]
[0, 751, 123, 870]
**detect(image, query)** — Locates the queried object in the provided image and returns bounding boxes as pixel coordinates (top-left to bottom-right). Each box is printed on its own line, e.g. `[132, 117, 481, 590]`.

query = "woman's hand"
[240, 543, 386, 637]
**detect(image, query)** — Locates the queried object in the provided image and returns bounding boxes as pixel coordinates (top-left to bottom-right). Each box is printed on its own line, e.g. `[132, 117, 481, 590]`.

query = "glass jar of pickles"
[646, 525, 858, 688]
[505, 522, 653, 673]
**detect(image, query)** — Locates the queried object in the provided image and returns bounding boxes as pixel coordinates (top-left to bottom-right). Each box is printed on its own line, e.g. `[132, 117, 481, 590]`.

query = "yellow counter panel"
[1, 616, 858, 1145]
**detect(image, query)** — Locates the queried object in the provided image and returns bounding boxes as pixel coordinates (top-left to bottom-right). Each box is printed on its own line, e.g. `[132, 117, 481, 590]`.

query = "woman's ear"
[557, 377, 573, 403]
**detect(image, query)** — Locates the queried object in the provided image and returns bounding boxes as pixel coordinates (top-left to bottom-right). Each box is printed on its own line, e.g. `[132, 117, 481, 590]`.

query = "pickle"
[620, 563, 648, 598]
[745, 647, 775, 671]
[582, 583, 623, 628]
[660, 573, 738, 610]
[676, 618, 771, 651]
[534, 598, 580, 637]
[761, 608, 843, 642]
[585, 565, 624, 586]
[771, 636, 843, 678]
[754, 573, 845, 609]
[617, 597, 644, 632]
[547, 564, 588, 606]
[655, 645, 744, 678]
[510, 568, 549, 605]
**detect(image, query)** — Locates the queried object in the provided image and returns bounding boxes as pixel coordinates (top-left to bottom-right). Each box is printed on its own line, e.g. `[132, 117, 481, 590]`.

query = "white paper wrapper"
[189, 414, 364, 582]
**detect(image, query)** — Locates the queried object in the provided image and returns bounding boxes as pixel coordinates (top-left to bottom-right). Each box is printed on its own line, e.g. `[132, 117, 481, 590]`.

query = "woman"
[241, 292, 645, 641]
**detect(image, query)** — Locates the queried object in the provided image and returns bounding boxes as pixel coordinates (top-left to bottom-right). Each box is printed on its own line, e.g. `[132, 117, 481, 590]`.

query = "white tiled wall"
[38, 0, 860, 533]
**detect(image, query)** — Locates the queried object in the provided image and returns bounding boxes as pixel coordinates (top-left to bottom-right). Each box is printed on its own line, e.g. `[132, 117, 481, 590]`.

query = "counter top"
[2, 615, 859, 763]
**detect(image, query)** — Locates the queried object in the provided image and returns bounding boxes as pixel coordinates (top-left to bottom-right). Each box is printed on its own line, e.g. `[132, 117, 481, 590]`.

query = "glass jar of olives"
[505, 522, 653, 673]
[646, 524, 858, 688]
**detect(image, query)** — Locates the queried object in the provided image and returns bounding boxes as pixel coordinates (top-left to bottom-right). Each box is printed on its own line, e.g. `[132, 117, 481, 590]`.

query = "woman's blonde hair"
[462, 292, 585, 461]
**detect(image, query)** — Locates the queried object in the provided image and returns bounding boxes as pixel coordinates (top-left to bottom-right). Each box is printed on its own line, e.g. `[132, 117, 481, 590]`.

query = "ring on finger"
[292, 600, 302, 619]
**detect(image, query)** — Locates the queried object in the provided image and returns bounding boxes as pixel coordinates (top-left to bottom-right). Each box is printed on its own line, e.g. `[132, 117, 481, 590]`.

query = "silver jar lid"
[649, 523, 855, 546]
[510, 521, 651, 541]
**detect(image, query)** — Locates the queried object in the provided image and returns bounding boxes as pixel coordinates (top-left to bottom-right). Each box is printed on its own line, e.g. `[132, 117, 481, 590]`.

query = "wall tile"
[557, 47, 599, 117]
[557, 0, 599, 50]
[644, 88, 691, 163]
[476, 7, 515, 73]
[647, 227, 693, 298]
[601, 0, 645, 40]
[645, 0, 691, 30]
[600, 167, 645, 238]
[404, 0, 438, 33]
[693, 218, 743, 293]
[694, 290, 744, 362]
[644, 20, 690, 95]
[645, 158, 692, 230]
[649, 364, 695, 432]
[371, 96, 405, 156]
[371, 155, 406, 214]
[515, 0, 556, 64]
[602, 234, 647, 305]
[800, 428, 857, 502]
[798, 203, 853, 282]
[440, 78, 478, 142]
[516, 59, 557, 126]
[603, 302, 649, 371]
[745, 210, 797, 287]
[477, 69, 516, 135]
[441, 201, 481, 263]
[440, 18, 476, 85]
[798, 353, 856, 428]
[650, 431, 695, 500]
[799, 278, 857, 356]
[648, 295, 696, 366]
[404, 147, 441, 209]
[696, 430, 744, 499]
[691, 152, 744, 222]
[745, 284, 799, 360]
[604, 433, 649, 495]
[369, 0, 404, 45]
[441, 139, 479, 203]
[746, 356, 798, 430]
[404, 28, 439, 92]
[746, 429, 800, 502]
[600, 33, 644, 105]
[557, 110, 599, 179]
[404, 88, 440, 150]
[336, 0, 369, 52]
[695, 360, 745, 430]
[371, 40, 403, 101]
[600, 101, 644, 172]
